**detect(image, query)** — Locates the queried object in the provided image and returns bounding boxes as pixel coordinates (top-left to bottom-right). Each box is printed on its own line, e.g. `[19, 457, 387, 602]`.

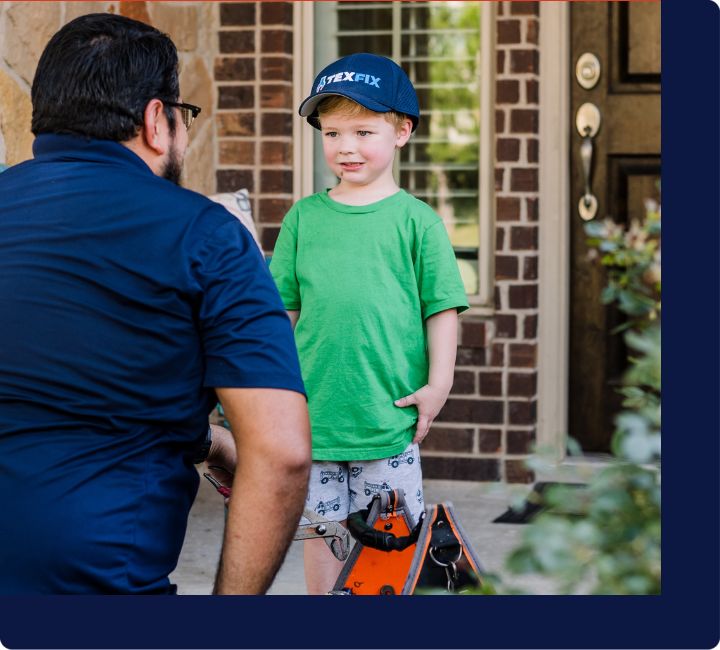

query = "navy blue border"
[1, 1, 719, 648]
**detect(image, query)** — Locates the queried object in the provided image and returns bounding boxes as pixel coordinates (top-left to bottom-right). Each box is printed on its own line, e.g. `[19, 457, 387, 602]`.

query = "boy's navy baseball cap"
[298, 53, 420, 132]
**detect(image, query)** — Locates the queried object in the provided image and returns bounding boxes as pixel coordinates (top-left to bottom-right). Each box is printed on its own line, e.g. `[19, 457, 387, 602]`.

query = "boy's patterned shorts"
[303, 443, 424, 524]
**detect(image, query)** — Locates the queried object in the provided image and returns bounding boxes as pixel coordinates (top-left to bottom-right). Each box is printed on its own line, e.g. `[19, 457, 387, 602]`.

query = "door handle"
[576, 102, 601, 221]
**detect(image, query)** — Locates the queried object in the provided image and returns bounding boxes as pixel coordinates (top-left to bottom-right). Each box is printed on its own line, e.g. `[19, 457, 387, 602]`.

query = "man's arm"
[394, 308, 458, 443]
[213, 387, 311, 594]
[287, 310, 299, 329]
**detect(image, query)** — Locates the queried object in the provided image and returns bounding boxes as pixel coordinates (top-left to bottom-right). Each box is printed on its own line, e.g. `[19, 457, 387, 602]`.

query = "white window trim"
[294, 2, 495, 313]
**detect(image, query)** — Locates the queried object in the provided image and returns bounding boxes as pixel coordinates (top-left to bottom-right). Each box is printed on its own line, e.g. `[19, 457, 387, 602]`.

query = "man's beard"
[161, 140, 183, 186]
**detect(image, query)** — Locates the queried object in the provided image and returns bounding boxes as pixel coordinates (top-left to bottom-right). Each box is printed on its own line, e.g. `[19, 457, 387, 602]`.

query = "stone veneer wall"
[0, 1, 217, 195]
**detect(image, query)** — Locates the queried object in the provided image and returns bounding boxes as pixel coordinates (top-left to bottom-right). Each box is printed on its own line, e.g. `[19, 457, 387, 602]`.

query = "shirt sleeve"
[190, 208, 305, 394]
[269, 206, 301, 311]
[416, 220, 470, 320]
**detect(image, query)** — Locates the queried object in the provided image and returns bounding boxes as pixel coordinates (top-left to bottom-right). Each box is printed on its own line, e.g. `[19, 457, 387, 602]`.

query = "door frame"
[537, 2, 570, 462]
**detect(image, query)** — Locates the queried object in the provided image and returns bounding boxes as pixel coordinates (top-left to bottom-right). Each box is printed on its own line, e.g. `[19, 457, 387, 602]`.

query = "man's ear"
[141, 99, 169, 155]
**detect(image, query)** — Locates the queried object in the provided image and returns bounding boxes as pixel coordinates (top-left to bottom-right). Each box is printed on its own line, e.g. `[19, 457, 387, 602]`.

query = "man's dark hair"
[31, 13, 179, 141]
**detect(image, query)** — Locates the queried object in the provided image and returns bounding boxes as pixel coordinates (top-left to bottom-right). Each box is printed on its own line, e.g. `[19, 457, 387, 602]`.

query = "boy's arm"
[394, 308, 458, 443]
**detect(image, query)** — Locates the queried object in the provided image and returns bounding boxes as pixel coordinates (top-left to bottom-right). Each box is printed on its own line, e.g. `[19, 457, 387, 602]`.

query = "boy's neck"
[328, 180, 401, 206]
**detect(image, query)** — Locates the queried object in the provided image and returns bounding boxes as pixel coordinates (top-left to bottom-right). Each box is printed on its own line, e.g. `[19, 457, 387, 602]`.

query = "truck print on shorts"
[363, 480, 391, 497]
[387, 449, 415, 468]
[350, 466, 362, 479]
[320, 466, 345, 484]
[315, 497, 342, 516]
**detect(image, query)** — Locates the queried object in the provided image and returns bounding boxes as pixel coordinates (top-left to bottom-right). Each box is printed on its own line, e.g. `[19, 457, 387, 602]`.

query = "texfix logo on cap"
[316, 71, 381, 93]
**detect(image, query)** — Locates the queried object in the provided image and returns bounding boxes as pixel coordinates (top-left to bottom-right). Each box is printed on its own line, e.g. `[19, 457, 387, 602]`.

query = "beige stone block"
[3, 2, 62, 85]
[64, 3, 113, 23]
[183, 123, 214, 195]
[0, 68, 34, 165]
[179, 56, 213, 120]
[149, 3, 198, 52]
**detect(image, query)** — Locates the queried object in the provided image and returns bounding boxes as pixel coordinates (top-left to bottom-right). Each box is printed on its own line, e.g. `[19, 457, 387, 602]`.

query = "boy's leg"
[303, 461, 349, 594]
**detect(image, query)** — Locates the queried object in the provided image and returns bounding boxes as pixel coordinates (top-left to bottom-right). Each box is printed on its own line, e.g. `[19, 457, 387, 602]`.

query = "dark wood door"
[568, 2, 661, 453]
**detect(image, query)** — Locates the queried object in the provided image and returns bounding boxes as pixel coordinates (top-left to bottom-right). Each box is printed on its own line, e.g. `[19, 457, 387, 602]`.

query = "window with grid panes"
[312, 2, 492, 298]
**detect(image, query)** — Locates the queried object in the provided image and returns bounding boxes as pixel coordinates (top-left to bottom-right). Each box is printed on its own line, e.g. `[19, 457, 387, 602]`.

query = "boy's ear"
[395, 118, 413, 149]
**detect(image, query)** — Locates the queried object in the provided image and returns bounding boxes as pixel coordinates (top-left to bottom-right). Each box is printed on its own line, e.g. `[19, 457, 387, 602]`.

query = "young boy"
[270, 53, 469, 594]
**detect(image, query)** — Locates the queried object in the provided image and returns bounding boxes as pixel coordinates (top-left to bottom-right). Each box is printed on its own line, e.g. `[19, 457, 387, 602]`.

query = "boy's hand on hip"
[394, 384, 450, 444]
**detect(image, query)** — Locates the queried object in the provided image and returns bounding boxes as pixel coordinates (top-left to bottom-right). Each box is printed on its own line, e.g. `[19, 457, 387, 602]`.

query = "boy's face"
[319, 111, 412, 191]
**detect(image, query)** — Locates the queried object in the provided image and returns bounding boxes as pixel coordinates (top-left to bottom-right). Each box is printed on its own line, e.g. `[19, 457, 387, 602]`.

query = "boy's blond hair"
[316, 95, 409, 132]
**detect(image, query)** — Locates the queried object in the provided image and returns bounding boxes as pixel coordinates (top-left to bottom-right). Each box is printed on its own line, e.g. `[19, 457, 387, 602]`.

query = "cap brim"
[298, 90, 394, 119]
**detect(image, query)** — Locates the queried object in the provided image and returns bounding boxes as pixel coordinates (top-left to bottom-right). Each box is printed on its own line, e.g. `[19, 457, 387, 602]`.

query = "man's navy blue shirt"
[0, 135, 305, 594]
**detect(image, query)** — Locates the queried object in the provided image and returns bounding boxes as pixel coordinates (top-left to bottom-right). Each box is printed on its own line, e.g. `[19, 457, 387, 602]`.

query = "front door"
[568, 3, 661, 453]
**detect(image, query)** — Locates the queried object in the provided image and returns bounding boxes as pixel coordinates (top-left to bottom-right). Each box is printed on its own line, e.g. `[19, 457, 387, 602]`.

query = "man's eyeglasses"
[165, 101, 201, 131]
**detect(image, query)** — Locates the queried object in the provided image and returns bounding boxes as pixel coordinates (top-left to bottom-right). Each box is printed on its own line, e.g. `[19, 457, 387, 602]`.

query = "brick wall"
[215, 1, 295, 254]
[214, 2, 542, 483]
[423, 2, 540, 484]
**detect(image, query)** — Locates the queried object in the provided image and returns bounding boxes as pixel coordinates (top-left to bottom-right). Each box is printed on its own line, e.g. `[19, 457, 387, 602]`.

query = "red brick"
[510, 226, 538, 250]
[260, 169, 292, 194]
[456, 346, 486, 366]
[510, 109, 539, 134]
[505, 460, 534, 484]
[479, 429, 502, 453]
[508, 400, 536, 425]
[523, 256, 538, 280]
[495, 168, 505, 191]
[510, 49, 539, 74]
[423, 427, 474, 453]
[509, 284, 538, 309]
[216, 169, 253, 193]
[262, 225, 281, 251]
[496, 79, 519, 105]
[494, 285, 502, 310]
[261, 30, 293, 54]
[496, 196, 521, 221]
[507, 429, 536, 454]
[423, 456, 500, 482]
[217, 112, 255, 136]
[461, 321, 486, 348]
[437, 399, 504, 424]
[451, 370, 476, 394]
[527, 197, 539, 221]
[526, 18, 539, 44]
[509, 343, 537, 368]
[261, 2, 293, 24]
[508, 373, 537, 397]
[214, 57, 255, 82]
[496, 109, 505, 134]
[479, 372, 502, 397]
[495, 255, 519, 280]
[496, 227, 505, 252]
[219, 31, 255, 54]
[261, 141, 292, 165]
[527, 139, 539, 163]
[511, 2, 539, 16]
[497, 50, 505, 75]
[497, 138, 520, 162]
[258, 198, 293, 223]
[494, 313, 517, 339]
[524, 314, 538, 338]
[260, 57, 292, 81]
[218, 85, 254, 109]
[490, 342, 505, 367]
[219, 140, 255, 165]
[510, 168, 538, 192]
[527, 79, 539, 104]
[220, 2, 255, 26]
[261, 112, 293, 136]
[497, 19, 521, 44]
[260, 84, 293, 109]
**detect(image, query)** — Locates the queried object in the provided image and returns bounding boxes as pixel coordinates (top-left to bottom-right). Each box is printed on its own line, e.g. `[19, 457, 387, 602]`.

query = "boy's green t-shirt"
[270, 189, 469, 461]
